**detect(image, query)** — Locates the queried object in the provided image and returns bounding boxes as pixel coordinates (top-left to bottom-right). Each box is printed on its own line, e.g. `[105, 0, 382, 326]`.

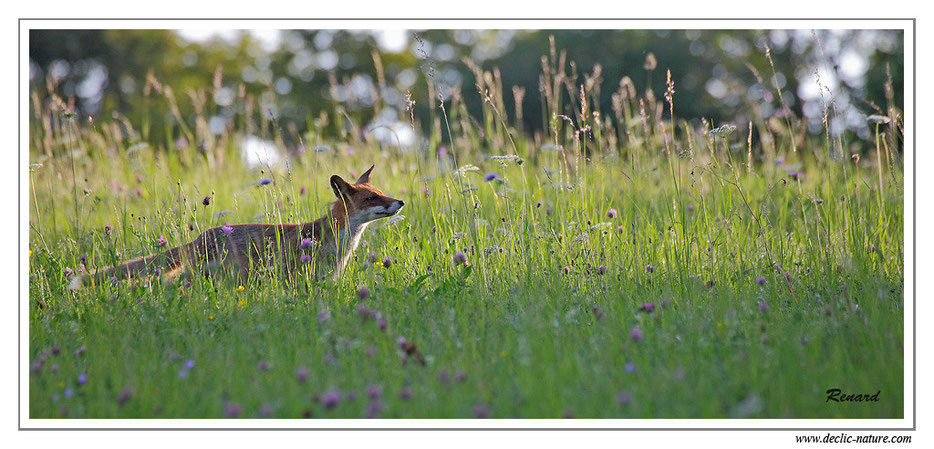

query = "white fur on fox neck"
[331, 203, 402, 278]
[331, 205, 385, 277]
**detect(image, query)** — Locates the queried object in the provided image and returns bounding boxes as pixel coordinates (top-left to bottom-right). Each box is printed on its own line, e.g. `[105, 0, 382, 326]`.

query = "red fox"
[69, 165, 403, 289]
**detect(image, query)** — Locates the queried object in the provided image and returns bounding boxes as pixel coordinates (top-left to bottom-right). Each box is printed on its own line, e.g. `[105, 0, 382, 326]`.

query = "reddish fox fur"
[69, 165, 403, 289]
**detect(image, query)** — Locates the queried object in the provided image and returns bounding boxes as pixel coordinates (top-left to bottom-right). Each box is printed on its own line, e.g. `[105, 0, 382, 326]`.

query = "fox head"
[330, 165, 404, 225]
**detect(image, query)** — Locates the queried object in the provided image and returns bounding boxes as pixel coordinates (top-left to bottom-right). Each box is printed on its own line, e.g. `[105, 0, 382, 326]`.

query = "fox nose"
[397, 200, 405, 208]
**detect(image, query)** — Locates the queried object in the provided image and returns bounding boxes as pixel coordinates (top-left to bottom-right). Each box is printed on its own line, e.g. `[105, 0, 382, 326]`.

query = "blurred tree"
[29, 28, 903, 149]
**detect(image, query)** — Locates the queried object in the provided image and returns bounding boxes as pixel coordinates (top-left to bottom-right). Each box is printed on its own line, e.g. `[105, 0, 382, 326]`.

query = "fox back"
[69, 165, 403, 289]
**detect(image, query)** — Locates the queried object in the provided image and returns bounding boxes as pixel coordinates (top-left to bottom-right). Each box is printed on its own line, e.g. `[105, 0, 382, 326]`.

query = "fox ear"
[355, 165, 375, 184]
[330, 175, 354, 199]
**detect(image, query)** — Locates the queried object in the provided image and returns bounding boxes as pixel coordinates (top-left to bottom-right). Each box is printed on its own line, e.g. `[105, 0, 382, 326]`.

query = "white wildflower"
[453, 164, 480, 176]
[381, 215, 406, 228]
[866, 114, 891, 124]
[126, 142, 150, 153]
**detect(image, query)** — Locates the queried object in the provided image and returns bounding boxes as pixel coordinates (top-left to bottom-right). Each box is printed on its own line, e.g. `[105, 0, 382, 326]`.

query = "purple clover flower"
[616, 391, 632, 405]
[296, 367, 309, 384]
[638, 302, 655, 313]
[484, 172, 498, 182]
[399, 386, 412, 400]
[30, 359, 43, 375]
[185, 359, 195, 370]
[221, 225, 234, 235]
[356, 304, 371, 320]
[453, 252, 467, 265]
[300, 238, 312, 249]
[592, 305, 605, 320]
[758, 302, 769, 313]
[625, 362, 636, 373]
[607, 208, 618, 219]
[358, 285, 370, 300]
[367, 384, 382, 399]
[756, 276, 767, 286]
[116, 387, 132, 405]
[382, 257, 392, 268]
[321, 390, 341, 409]
[77, 373, 87, 386]
[473, 404, 490, 418]
[365, 400, 383, 419]
[202, 196, 211, 206]
[630, 326, 645, 343]
[596, 265, 606, 275]
[224, 403, 242, 418]
[300, 253, 312, 263]
[645, 264, 655, 273]
[156, 236, 167, 247]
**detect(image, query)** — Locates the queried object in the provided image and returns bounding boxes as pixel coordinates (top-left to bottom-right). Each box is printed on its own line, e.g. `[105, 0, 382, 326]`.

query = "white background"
[2, 4, 928, 448]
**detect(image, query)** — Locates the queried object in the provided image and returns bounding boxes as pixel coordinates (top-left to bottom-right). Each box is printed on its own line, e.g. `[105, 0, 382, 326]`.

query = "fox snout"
[370, 199, 403, 219]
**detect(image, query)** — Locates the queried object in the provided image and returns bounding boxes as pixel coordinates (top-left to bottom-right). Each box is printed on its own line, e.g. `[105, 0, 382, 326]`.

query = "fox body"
[69, 165, 403, 289]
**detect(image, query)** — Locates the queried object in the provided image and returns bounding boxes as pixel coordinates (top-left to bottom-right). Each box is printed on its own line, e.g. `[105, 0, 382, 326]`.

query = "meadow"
[27, 42, 904, 419]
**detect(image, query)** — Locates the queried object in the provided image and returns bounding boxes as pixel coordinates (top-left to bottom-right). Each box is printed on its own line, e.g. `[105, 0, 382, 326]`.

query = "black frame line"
[18, 17, 917, 432]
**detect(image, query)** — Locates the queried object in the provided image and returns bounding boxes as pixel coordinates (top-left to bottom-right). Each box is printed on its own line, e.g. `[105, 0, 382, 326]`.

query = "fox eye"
[366, 196, 379, 201]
